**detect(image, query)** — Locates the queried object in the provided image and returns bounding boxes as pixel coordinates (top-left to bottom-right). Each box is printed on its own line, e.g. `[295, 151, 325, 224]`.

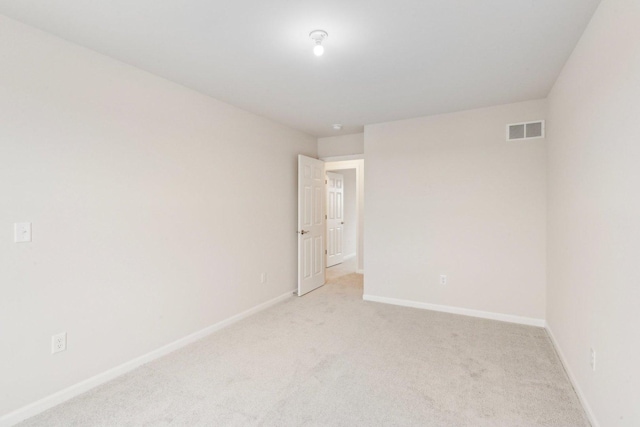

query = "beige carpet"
[20, 272, 589, 426]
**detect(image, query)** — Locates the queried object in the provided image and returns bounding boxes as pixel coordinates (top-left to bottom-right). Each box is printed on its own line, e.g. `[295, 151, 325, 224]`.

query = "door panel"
[326, 171, 344, 267]
[298, 155, 325, 296]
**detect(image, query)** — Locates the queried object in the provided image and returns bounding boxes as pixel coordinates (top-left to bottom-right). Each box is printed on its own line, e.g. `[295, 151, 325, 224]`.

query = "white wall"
[318, 133, 364, 159]
[0, 15, 315, 418]
[364, 100, 547, 321]
[546, 0, 640, 425]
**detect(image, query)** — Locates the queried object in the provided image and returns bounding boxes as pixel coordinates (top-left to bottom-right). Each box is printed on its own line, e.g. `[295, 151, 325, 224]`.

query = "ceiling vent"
[506, 120, 545, 141]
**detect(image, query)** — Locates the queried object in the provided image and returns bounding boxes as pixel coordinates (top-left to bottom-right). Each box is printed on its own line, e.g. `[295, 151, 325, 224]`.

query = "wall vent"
[506, 120, 545, 141]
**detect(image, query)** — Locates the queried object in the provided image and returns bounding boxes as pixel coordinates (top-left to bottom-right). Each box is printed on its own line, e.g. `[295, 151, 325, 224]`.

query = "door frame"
[323, 158, 364, 274]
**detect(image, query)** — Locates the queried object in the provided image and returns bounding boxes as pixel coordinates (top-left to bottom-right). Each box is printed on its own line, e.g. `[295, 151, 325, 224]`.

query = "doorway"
[296, 156, 363, 296]
[324, 159, 364, 282]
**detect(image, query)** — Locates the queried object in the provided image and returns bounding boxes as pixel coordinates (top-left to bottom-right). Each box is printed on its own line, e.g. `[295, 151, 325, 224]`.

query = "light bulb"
[313, 44, 324, 56]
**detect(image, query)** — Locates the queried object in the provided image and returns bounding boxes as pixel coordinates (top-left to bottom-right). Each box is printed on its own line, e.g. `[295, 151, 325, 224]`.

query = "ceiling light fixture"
[332, 124, 343, 131]
[309, 30, 328, 56]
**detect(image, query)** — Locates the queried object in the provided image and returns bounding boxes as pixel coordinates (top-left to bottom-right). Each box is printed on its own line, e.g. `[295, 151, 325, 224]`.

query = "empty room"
[1, 0, 638, 426]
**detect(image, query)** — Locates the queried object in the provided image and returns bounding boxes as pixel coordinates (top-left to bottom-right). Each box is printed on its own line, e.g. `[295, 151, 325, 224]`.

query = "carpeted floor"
[20, 271, 590, 426]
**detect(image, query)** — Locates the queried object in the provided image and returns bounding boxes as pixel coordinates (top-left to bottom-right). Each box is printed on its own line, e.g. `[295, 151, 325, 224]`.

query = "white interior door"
[326, 172, 344, 267]
[298, 155, 325, 296]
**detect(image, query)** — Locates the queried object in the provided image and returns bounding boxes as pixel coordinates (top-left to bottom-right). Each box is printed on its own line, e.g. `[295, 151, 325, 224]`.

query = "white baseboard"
[362, 294, 545, 327]
[356, 269, 364, 274]
[0, 291, 294, 427]
[343, 253, 356, 261]
[545, 325, 599, 427]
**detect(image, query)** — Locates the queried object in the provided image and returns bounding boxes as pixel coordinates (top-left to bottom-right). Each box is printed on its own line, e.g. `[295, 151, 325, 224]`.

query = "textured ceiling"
[0, 0, 601, 136]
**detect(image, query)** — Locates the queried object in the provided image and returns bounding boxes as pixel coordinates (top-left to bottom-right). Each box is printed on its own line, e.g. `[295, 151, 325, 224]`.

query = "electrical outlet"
[590, 348, 596, 371]
[261, 272, 267, 284]
[439, 274, 447, 285]
[52, 332, 67, 354]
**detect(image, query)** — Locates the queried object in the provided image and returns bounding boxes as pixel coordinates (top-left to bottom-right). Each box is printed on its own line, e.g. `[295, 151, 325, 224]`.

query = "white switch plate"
[261, 272, 267, 284]
[439, 274, 447, 285]
[14, 222, 32, 243]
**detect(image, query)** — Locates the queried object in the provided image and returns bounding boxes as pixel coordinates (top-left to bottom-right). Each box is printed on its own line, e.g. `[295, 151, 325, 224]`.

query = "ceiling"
[0, 0, 601, 137]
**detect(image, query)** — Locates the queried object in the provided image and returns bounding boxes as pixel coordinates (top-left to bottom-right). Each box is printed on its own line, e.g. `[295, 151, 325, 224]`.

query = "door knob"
[298, 230, 309, 235]
[341, 221, 344, 224]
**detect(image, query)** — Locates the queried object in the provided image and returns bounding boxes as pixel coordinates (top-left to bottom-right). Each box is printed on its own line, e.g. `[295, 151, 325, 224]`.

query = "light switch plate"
[14, 222, 32, 243]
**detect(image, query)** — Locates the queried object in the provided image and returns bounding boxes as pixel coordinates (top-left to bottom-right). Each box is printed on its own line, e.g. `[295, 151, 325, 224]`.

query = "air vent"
[506, 120, 545, 141]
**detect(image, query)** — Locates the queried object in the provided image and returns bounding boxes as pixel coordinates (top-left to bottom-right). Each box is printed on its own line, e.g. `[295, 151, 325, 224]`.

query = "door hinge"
[325, 214, 327, 219]
[325, 249, 327, 254]
[325, 179, 327, 184]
